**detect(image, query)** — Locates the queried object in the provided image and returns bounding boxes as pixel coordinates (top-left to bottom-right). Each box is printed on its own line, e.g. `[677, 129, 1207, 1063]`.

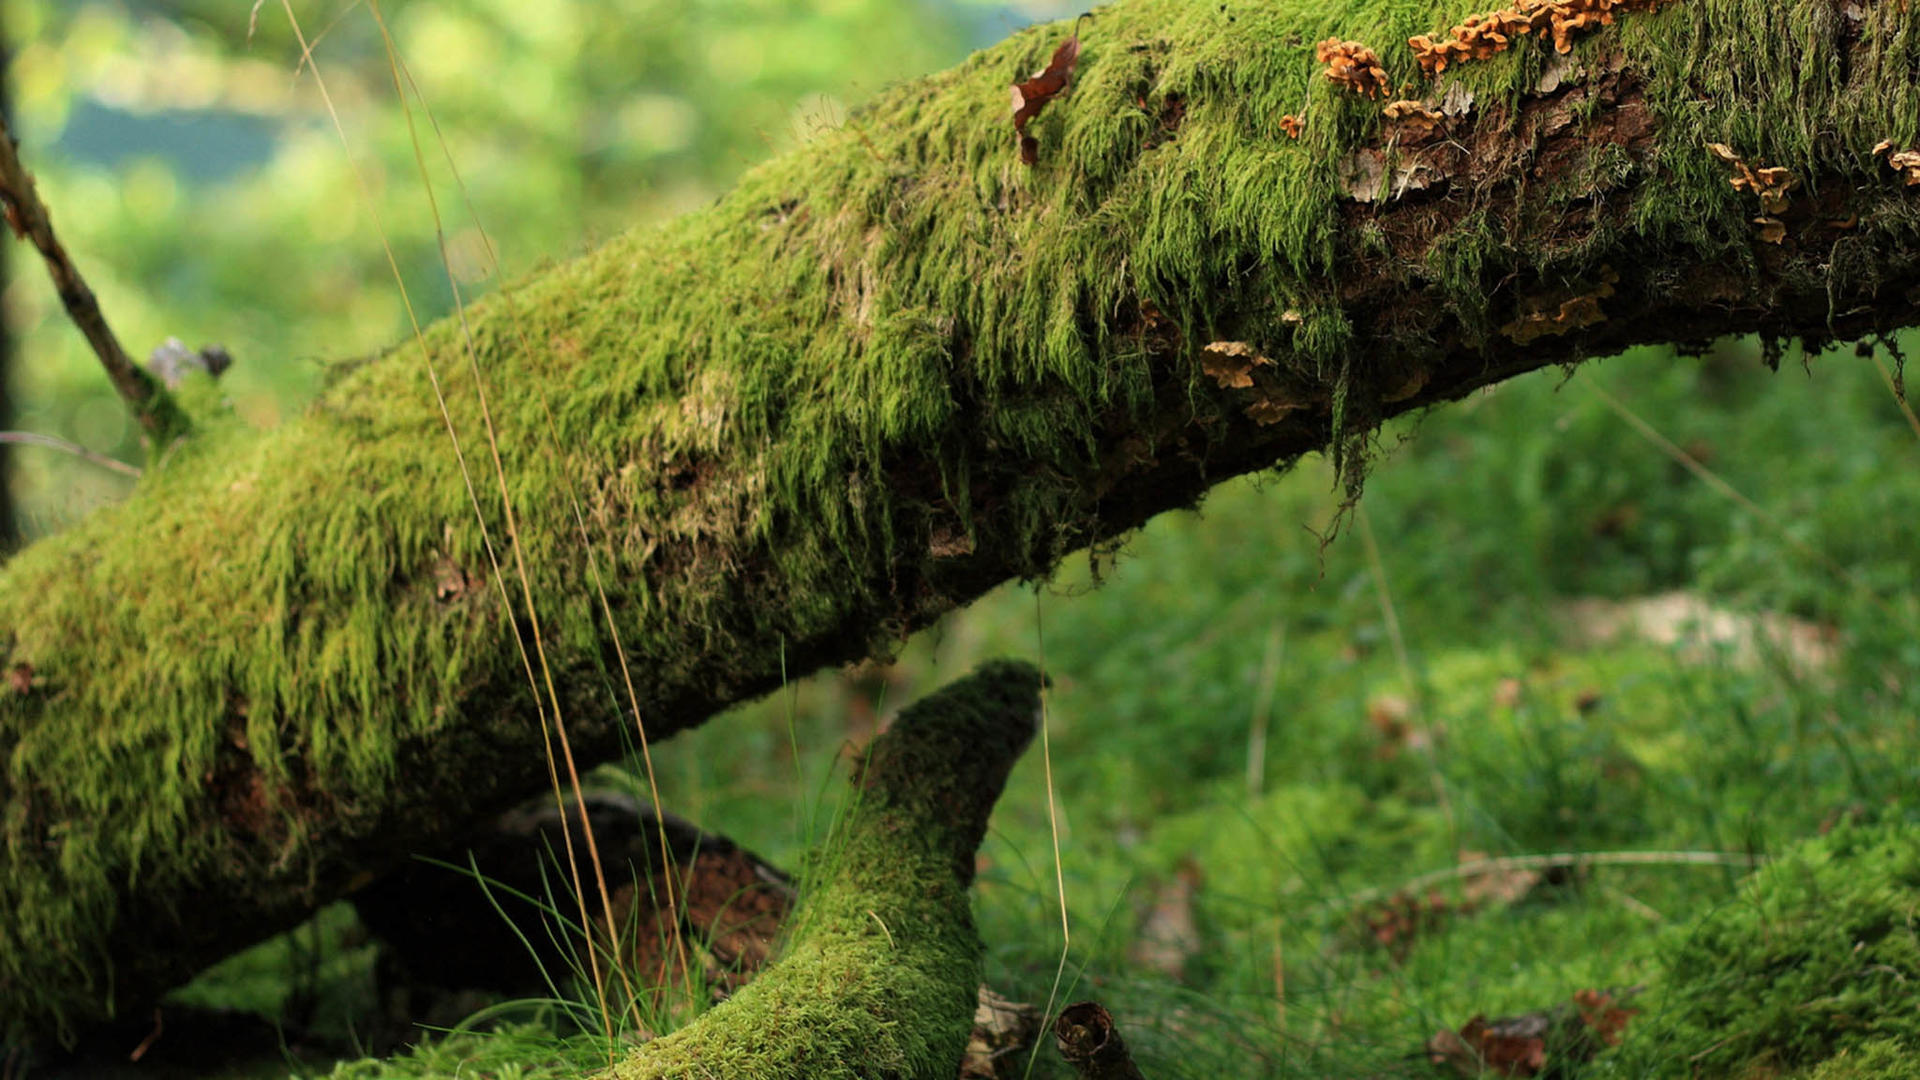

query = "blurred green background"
[0, 0, 1078, 541]
[8, 2, 1920, 1078]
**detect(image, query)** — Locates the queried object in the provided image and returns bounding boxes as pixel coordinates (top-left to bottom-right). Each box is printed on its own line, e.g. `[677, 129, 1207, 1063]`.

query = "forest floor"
[87, 340, 1920, 1078]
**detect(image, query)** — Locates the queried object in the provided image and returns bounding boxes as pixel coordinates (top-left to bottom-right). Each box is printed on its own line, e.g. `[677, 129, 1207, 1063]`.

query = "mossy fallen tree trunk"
[4, 0, 1920, 1044]
[598, 660, 1039, 1080]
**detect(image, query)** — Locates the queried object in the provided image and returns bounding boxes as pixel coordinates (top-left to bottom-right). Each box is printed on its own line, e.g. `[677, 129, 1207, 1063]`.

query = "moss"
[1618, 819, 1920, 1076]
[598, 661, 1040, 1080]
[1794, 1039, 1920, 1080]
[4, 0, 1919, 1043]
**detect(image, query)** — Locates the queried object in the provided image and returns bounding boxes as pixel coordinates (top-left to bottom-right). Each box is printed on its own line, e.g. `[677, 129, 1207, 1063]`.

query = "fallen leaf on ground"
[1367, 692, 1428, 759]
[1428, 989, 1643, 1077]
[1350, 853, 1557, 960]
[1573, 988, 1638, 1046]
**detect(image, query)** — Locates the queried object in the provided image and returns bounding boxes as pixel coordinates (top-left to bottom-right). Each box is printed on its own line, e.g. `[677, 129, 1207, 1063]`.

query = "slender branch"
[1331, 850, 1766, 915]
[0, 431, 141, 479]
[0, 116, 181, 443]
[1871, 351, 1920, 443]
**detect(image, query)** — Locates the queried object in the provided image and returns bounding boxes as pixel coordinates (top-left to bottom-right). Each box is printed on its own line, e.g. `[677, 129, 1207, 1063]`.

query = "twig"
[1357, 501, 1456, 845]
[1245, 621, 1285, 797]
[1870, 350, 1920, 443]
[0, 115, 180, 442]
[1584, 379, 1854, 587]
[1330, 850, 1766, 915]
[0, 431, 141, 478]
[127, 1006, 164, 1062]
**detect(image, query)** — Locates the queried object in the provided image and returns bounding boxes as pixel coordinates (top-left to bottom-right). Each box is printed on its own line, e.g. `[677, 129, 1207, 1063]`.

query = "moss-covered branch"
[598, 660, 1039, 1080]
[4, 0, 1920, 1045]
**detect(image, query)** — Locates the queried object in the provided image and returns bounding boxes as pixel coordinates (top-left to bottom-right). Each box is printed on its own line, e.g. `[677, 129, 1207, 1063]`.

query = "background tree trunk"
[2, 0, 1918, 1045]
[0, 14, 17, 558]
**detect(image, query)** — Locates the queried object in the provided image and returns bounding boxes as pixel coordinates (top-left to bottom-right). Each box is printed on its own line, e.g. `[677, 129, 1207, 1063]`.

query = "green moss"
[1620, 820, 1920, 1076]
[4, 0, 1917, 1043]
[1795, 1039, 1920, 1080]
[599, 661, 1039, 1079]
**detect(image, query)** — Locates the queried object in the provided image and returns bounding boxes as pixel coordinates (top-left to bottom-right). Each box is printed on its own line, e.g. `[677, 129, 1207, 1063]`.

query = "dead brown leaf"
[1011, 21, 1085, 165]
[1428, 989, 1643, 1077]
[1367, 693, 1425, 759]
[1573, 988, 1639, 1046]
[1354, 889, 1452, 960]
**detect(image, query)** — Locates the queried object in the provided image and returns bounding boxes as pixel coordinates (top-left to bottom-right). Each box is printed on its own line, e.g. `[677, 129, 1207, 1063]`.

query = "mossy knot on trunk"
[598, 659, 1042, 1080]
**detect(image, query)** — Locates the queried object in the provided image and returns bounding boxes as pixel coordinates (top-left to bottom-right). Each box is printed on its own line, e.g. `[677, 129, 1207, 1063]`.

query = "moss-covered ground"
[141, 333, 1920, 1079]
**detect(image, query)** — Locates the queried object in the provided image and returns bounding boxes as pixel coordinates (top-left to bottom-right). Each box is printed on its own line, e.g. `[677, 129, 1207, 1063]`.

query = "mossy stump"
[596, 660, 1042, 1080]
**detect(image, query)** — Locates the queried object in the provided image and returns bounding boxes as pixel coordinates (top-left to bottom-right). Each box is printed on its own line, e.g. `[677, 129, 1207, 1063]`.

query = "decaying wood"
[1054, 1002, 1148, 1080]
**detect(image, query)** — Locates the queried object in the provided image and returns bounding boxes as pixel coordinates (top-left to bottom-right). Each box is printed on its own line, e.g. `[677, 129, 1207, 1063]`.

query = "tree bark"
[2, 0, 1918, 1045]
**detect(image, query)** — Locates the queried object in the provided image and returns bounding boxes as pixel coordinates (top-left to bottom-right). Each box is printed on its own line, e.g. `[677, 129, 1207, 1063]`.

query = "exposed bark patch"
[204, 719, 271, 841]
[1340, 67, 1656, 256]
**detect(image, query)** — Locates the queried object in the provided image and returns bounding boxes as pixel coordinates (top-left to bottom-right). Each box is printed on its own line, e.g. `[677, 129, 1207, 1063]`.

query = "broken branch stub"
[599, 660, 1042, 1080]
[1053, 1002, 1147, 1080]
